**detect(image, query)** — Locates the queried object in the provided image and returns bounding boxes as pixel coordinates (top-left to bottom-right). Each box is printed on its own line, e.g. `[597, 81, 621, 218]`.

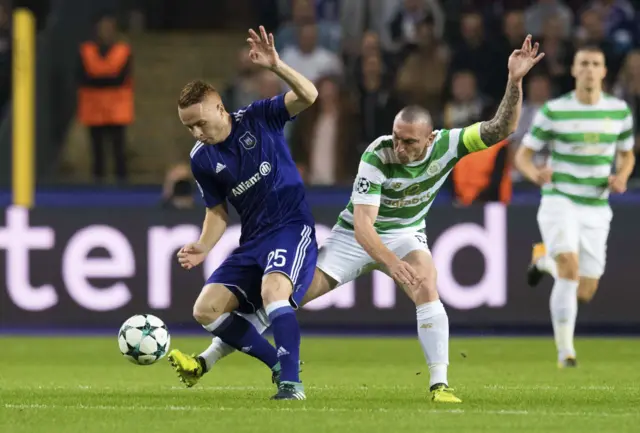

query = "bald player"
[171, 35, 545, 403]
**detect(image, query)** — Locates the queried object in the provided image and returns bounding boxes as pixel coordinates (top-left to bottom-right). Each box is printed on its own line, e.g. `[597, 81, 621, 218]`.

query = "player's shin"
[550, 279, 578, 361]
[203, 312, 279, 370]
[265, 300, 301, 384]
[416, 300, 450, 388]
[199, 312, 270, 371]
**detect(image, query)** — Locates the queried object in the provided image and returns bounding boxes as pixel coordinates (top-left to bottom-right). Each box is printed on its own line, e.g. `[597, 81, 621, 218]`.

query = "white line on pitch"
[483, 385, 634, 391]
[3, 404, 636, 418]
[8, 384, 635, 392]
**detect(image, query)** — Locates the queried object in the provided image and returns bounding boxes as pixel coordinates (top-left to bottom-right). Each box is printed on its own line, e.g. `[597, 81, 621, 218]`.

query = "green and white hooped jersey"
[522, 92, 634, 206]
[336, 123, 488, 235]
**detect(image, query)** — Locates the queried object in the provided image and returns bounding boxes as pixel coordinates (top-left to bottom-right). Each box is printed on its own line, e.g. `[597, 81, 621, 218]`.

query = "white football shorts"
[316, 225, 430, 284]
[537, 195, 612, 278]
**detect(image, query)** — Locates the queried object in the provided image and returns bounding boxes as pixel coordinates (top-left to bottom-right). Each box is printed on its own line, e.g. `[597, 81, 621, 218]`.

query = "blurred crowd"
[211, 0, 640, 200]
[66, 0, 640, 206]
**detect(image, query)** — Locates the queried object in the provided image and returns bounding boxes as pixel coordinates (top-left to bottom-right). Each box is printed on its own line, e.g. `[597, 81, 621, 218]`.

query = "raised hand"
[247, 25, 280, 70]
[508, 35, 545, 81]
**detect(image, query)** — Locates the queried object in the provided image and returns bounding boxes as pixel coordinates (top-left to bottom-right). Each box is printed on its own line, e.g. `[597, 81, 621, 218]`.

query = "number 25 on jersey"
[265, 249, 287, 271]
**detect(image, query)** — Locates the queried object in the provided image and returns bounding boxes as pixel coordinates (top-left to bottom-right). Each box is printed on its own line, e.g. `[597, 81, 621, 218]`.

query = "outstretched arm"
[274, 61, 319, 117]
[246, 26, 318, 117]
[480, 35, 544, 145]
[479, 79, 523, 145]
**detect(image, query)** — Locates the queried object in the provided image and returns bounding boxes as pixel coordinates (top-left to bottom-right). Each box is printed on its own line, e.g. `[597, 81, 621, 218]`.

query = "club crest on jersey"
[426, 161, 441, 176]
[239, 131, 257, 150]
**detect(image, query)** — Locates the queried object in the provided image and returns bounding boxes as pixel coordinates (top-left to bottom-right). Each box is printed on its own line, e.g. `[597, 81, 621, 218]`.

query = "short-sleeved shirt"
[190, 94, 314, 244]
[522, 91, 634, 206]
[337, 123, 488, 234]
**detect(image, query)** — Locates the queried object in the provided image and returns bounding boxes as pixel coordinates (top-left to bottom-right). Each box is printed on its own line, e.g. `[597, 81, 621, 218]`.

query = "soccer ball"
[118, 314, 171, 365]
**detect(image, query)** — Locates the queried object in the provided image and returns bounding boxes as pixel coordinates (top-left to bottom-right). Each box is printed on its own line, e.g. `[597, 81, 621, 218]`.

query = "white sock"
[198, 312, 270, 371]
[416, 300, 449, 387]
[199, 337, 235, 371]
[536, 255, 558, 279]
[549, 278, 578, 360]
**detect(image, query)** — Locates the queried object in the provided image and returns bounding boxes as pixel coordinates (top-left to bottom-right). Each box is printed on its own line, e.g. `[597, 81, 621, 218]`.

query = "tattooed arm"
[480, 35, 544, 146]
[479, 79, 523, 145]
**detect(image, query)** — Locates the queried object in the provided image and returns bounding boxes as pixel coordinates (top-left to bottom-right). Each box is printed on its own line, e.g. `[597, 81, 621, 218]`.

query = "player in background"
[173, 36, 544, 403]
[515, 46, 635, 368]
[169, 26, 318, 400]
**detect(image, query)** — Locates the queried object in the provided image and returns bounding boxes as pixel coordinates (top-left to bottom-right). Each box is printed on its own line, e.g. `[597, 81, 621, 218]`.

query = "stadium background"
[1, 0, 640, 334]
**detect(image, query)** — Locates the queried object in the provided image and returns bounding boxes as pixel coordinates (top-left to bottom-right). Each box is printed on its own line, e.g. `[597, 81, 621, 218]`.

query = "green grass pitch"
[1, 335, 639, 432]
